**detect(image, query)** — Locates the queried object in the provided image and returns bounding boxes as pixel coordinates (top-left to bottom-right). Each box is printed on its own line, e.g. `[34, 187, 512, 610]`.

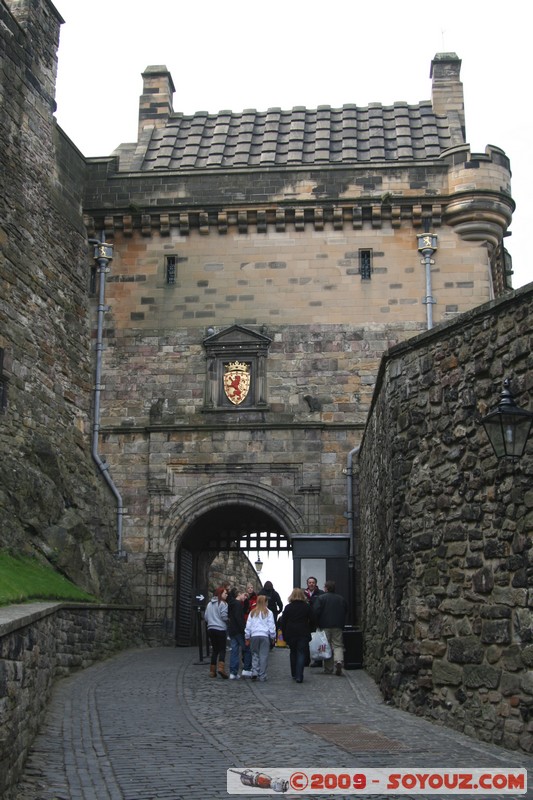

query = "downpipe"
[417, 231, 438, 331]
[89, 234, 125, 558]
[345, 444, 360, 624]
[423, 251, 435, 330]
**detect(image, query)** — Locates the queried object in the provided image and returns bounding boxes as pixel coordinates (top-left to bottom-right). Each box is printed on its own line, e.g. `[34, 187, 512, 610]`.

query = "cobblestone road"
[13, 646, 533, 800]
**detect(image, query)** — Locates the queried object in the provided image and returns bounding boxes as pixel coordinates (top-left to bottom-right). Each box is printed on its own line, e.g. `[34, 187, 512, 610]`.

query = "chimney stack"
[138, 65, 175, 136]
[430, 53, 465, 145]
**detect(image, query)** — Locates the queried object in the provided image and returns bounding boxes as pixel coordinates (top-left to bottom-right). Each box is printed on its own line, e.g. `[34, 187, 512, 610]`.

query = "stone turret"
[138, 65, 175, 135]
[431, 52, 465, 145]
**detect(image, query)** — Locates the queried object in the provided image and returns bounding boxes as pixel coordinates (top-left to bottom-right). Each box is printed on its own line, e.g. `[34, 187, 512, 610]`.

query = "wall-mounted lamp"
[254, 553, 263, 574]
[480, 378, 533, 459]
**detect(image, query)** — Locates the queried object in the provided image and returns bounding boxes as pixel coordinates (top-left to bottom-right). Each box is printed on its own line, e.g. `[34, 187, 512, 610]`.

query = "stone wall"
[0, 602, 144, 798]
[91, 215, 497, 333]
[359, 283, 533, 754]
[97, 319, 401, 623]
[0, 0, 137, 602]
[209, 551, 261, 596]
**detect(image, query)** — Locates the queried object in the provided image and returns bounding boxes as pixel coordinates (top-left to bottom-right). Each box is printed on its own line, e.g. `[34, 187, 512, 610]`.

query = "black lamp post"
[480, 378, 533, 459]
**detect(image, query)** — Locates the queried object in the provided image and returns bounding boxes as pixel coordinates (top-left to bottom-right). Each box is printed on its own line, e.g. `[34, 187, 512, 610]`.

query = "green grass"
[0, 551, 97, 606]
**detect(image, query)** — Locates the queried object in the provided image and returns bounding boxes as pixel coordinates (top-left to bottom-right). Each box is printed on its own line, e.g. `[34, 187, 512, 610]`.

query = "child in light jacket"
[244, 593, 276, 682]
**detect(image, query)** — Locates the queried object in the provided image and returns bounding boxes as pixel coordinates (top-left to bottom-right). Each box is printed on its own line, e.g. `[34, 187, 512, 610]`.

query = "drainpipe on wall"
[345, 444, 360, 624]
[417, 229, 438, 330]
[89, 234, 125, 558]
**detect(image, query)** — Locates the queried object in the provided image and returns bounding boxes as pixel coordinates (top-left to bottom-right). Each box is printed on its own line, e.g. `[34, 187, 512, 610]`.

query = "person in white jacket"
[244, 594, 276, 682]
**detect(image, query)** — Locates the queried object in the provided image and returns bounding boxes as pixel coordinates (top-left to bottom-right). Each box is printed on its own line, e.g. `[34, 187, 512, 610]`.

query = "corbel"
[123, 215, 133, 236]
[238, 211, 248, 233]
[141, 214, 152, 236]
[179, 213, 190, 236]
[217, 211, 228, 234]
[313, 207, 324, 231]
[199, 212, 209, 235]
[257, 210, 267, 233]
[160, 213, 170, 236]
[352, 207, 362, 229]
[432, 204, 442, 227]
[333, 207, 343, 230]
[391, 205, 401, 228]
[104, 215, 115, 237]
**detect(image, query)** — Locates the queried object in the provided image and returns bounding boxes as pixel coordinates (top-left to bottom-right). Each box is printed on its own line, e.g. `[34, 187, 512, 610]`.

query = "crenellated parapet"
[441, 144, 514, 252]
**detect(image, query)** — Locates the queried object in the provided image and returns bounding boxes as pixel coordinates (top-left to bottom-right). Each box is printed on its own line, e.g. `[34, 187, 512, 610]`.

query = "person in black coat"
[278, 588, 313, 683]
[259, 580, 284, 625]
[227, 587, 253, 678]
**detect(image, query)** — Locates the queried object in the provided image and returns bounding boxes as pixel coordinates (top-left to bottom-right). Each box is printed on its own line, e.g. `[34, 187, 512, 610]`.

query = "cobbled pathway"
[13, 646, 533, 800]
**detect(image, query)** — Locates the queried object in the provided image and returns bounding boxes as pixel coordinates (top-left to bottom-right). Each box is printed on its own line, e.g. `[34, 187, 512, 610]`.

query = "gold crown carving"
[225, 361, 250, 373]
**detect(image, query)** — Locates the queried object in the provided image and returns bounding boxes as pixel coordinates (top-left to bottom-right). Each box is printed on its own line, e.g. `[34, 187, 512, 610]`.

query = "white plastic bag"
[309, 630, 332, 661]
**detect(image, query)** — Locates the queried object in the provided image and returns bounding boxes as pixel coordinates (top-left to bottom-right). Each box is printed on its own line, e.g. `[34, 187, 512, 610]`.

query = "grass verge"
[0, 551, 97, 606]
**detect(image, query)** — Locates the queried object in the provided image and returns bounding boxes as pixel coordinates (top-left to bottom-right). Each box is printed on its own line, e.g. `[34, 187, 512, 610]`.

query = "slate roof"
[136, 101, 456, 171]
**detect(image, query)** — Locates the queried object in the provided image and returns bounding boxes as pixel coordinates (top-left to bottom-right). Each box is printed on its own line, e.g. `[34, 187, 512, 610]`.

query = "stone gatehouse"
[80, 47, 514, 642]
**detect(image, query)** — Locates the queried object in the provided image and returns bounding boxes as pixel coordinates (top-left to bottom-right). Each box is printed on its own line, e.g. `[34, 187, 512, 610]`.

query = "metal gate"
[175, 547, 193, 646]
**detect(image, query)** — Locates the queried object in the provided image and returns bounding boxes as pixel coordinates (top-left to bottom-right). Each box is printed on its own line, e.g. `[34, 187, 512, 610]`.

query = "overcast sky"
[53, 0, 529, 290]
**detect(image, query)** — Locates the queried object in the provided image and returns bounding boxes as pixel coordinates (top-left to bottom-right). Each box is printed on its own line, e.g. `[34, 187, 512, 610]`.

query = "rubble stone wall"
[0, 603, 144, 798]
[0, 0, 135, 602]
[359, 284, 533, 754]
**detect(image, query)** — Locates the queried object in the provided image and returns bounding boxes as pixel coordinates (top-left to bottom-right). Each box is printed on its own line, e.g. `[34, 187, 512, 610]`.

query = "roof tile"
[135, 97, 456, 171]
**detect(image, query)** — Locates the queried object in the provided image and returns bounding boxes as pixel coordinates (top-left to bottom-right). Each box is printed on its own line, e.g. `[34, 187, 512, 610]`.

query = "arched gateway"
[148, 481, 304, 644]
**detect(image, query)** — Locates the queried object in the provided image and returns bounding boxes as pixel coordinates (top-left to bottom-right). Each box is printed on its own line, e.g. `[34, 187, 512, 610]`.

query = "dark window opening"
[359, 249, 373, 280]
[166, 255, 177, 285]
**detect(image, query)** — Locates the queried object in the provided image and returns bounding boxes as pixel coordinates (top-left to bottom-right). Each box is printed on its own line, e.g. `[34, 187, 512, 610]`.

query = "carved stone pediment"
[203, 325, 271, 410]
[203, 325, 271, 356]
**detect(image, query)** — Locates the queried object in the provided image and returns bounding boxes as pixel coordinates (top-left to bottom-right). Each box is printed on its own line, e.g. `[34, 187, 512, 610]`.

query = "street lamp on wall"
[254, 553, 263, 574]
[480, 378, 533, 459]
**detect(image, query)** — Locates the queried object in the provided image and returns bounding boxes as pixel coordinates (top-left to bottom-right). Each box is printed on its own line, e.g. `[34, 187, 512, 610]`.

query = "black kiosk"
[291, 534, 362, 669]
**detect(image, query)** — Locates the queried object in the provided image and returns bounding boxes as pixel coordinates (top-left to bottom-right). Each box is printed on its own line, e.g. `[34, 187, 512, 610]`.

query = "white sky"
[53, 0, 530, 290]
[246, 551, 294, 608]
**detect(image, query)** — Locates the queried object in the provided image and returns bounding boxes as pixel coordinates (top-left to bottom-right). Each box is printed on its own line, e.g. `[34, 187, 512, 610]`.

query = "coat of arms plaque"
[223, 361, 251, 405]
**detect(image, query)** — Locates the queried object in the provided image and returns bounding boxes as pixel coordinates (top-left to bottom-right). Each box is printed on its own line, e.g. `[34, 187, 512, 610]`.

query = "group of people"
[280, 577, 348, 682]
[204, 575, 347, 685]
[204, 580, 283, 681]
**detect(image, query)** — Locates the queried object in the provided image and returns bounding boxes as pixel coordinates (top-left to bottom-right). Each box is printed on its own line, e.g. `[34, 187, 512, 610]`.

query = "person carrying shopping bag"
[312, 580, 348, 676]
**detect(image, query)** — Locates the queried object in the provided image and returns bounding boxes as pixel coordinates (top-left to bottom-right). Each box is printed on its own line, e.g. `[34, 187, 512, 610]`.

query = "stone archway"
[166, 480, 304, 645]
[164, 479, 305, 543]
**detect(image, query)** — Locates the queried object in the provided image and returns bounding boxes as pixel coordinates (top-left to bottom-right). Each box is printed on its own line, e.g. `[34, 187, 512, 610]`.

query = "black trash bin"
[343, 626, 363, 669]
